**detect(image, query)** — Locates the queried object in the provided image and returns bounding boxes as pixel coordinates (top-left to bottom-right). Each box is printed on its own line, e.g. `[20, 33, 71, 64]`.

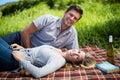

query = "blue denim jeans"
[0, 38, 19, 71]
[2, 31, 22, 45]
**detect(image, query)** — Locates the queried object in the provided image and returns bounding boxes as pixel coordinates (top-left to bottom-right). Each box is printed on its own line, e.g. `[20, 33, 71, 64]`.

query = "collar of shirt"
[56, 18, 73, 35]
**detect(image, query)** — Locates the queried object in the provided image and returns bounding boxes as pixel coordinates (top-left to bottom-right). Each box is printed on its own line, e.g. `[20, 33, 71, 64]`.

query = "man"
[2, 5, 83, 49]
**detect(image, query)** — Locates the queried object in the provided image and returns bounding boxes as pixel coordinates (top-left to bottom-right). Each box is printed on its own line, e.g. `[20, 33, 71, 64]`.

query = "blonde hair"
[81, 52, 96, 68]
[64, 52, 96, 69]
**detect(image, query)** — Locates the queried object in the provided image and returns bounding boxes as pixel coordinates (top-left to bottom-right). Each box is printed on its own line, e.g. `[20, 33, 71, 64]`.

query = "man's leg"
[2, 31, 22, 45]
[0, 38, 19, 71]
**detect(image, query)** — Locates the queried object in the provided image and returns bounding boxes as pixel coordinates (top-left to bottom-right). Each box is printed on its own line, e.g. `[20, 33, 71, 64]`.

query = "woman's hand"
[10, 43, 24, 50]
[12, 51, 24, 62]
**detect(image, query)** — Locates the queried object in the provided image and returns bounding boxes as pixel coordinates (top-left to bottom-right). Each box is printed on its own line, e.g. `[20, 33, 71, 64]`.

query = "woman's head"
[63, 49, 96, 68]
[64, 49, 86, 63]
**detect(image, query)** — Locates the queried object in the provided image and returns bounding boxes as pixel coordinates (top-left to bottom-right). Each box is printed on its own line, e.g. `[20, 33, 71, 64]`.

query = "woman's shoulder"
[32, 45, 53, 49]
[39, 45, 54, 48]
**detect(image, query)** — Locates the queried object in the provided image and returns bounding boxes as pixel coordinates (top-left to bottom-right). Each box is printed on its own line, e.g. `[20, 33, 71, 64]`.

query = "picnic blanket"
[0, 46, 120, 80]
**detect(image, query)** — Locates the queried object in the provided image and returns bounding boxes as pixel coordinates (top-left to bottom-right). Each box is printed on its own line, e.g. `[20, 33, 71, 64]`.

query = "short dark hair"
[66, 5, 83, 19]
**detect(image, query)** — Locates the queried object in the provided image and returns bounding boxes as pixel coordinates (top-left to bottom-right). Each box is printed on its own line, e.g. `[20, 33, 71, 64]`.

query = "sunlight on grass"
[0, 2, 120, 48]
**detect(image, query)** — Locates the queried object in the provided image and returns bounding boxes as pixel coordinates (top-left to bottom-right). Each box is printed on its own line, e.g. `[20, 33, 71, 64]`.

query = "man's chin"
[65, 24, 72, 27]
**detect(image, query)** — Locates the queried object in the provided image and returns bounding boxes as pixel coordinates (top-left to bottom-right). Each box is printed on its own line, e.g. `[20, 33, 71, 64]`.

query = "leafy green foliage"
[0, 0, 41, 16]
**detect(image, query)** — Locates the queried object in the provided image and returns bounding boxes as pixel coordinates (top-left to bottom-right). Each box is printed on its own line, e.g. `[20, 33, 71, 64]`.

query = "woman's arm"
[20, 56, 65, 78]
[12, 51, 24, 62]
[12, 51, 30, 76]
[12, 49, 66, 78]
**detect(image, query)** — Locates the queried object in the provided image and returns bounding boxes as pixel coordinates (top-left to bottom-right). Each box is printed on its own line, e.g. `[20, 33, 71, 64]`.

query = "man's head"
[66, 5, 83, 19]
[62, 5, 83, 27]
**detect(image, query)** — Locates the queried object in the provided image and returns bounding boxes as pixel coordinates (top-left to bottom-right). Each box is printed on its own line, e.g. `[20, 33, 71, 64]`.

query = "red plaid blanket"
[0, 46, 120, 80]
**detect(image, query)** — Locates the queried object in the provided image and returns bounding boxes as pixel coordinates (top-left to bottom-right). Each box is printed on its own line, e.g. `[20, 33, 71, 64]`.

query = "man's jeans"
[0, 38, 19, 71]
[2, 31, 22, 45]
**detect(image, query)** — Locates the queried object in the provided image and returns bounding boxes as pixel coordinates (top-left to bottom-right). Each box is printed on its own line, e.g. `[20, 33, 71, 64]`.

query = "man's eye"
[74, 17, 78, 20]
[69, 13, 74, 17]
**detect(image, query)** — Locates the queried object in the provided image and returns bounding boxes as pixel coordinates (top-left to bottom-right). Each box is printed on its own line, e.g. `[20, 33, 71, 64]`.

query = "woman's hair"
[80, 52, 96, 68]
[64, 52, 96, 69]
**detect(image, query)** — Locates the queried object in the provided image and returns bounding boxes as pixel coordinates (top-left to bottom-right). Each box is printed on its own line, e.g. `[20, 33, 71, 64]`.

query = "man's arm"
[21, 22, 38, 48]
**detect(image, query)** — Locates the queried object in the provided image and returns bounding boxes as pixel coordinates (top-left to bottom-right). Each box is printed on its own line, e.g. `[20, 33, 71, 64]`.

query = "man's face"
[63, 9, 81, 27]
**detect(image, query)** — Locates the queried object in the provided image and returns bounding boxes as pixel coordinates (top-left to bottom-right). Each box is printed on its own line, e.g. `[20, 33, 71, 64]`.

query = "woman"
[0, 38, 96, 78]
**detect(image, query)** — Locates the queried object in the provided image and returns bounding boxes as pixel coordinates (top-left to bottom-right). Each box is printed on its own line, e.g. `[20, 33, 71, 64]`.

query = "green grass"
[75, 3, 120, 48]
[0, 2, 120, 48]
[0, 3, 64, 36]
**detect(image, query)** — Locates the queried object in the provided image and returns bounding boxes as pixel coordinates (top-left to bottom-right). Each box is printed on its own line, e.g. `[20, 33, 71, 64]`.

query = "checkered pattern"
[0, 46, 120, 80]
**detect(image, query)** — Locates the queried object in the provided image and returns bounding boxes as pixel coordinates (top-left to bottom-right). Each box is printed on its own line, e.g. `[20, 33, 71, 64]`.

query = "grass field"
[0, 2, 120, 48]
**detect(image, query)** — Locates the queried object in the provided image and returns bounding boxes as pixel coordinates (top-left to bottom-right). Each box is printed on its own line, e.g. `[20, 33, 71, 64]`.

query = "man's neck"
[61, 23, 70, 32]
